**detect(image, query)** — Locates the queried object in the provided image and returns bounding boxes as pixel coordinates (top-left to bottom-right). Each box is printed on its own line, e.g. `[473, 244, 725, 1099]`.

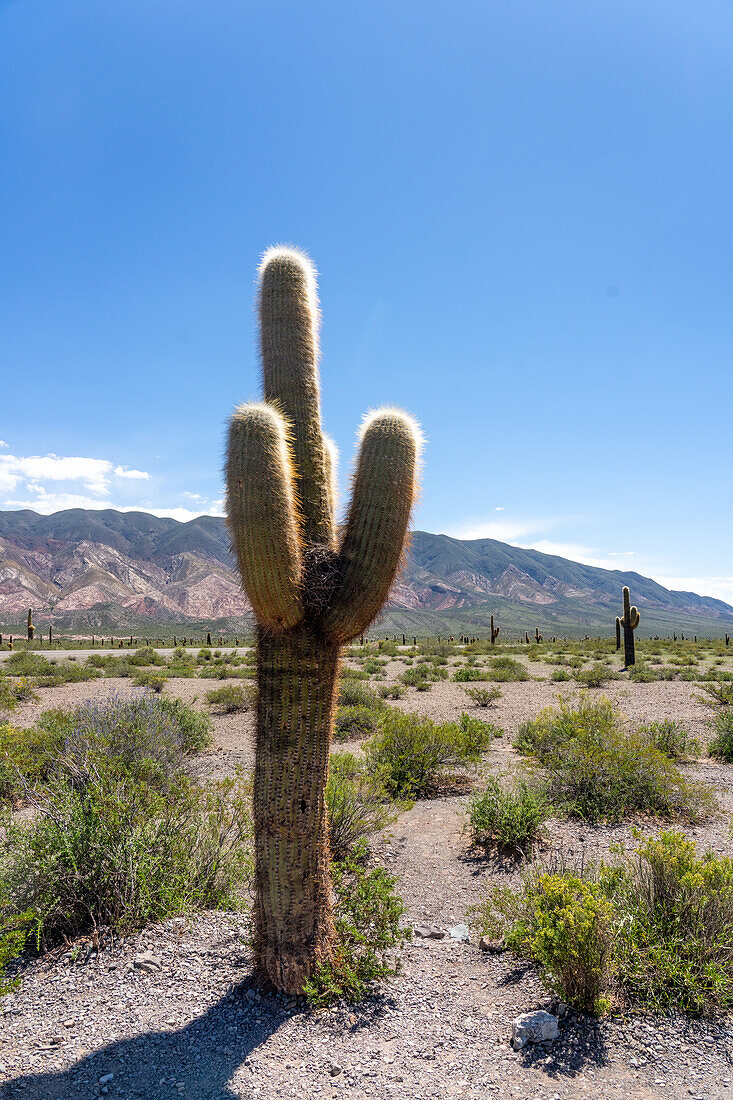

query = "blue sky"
[1, 1, 732, 600]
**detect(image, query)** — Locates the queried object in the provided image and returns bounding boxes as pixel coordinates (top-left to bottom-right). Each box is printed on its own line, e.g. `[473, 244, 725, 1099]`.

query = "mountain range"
[0, 508, 731, 638]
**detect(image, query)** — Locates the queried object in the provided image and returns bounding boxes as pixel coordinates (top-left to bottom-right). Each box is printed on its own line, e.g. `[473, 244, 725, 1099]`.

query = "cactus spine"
[615, 616, 621, 650]
[26, 609, 34, 641]
[226, 247, 421, 993]
[620, 586, 640, 667]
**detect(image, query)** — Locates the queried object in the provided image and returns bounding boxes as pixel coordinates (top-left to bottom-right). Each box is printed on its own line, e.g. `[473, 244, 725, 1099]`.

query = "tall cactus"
[27, 609, 34, 641]
[490, 614, 499, 645]
[226, 247, 421, 993]
[620, 586, 640, 667]
[615, 616, 621, 651]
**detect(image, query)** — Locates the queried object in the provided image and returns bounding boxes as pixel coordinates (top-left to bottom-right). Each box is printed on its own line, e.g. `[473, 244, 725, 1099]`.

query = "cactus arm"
[226, 402, 304, 631]
[631, 607, 640, 629]
[321, 433, 339, 533]
[319, 408, 421, 643]
[258, 247, 334, 549]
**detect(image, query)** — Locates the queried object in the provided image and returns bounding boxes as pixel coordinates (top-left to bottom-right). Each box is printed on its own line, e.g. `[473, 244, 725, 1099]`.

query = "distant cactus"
[490, 614, 499, 645]
[535, 627, 543, 643]
[27, 609, 35, 641]
[226, 246, 421, 994]
[620, 586, 640, 667]
[615, 616, 621, 651]
[727, 633, 730, 647]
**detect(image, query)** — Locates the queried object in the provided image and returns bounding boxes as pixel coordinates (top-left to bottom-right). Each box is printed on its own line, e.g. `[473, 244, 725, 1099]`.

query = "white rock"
[448, 924, 470, 942]
[511, 1011, 559, 1050]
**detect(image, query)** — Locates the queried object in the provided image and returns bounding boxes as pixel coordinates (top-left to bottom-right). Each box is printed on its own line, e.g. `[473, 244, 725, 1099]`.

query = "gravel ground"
[3, 652, 733, 1099]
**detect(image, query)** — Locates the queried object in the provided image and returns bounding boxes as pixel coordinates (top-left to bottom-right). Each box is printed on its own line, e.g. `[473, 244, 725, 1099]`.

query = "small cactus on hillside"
[620, 586, 640, 667]
[226, 246, 421, 994]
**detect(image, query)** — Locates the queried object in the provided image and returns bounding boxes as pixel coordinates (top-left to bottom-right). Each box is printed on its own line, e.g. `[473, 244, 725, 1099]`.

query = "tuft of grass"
[377, 683, 405, 701]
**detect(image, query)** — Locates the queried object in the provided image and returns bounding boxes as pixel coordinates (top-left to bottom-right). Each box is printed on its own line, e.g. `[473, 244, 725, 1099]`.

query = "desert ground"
[2, 643, 733, 1100]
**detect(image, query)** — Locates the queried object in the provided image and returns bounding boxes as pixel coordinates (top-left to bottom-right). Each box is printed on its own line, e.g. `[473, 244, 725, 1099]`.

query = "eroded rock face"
[511, 1011, 559, 1050]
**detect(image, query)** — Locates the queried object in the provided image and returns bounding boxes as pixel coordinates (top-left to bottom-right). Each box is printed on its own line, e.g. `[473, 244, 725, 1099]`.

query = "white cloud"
[494, 506, 505, 512]
[651, 575, 733, 604]
[524, 540, 635, 572]
[114, 466, 150, 480]
[0, 440, 8, 448]
[447, 519, 549, 542]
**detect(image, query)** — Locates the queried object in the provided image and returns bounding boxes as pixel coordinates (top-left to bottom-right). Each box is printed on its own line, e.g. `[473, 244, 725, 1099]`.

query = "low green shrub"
[467, 776, 548, 852]
[2, 652, 99, 686]
[0, 720, 64, 803]
[205, 683, 255, 714]
[127, 647, 166, 667]
[134, 672, 165, 693]
[638, 720, 699, 760]
[612, 831, 733, 1015]
[462, 685, 502, 708]
[471, 830, 733, 1017]
[302, 844, 408, 1006]
[708, 711, 733, 762]
[574, 664, 616, 688]
[364, 711, 496, 798]
[326, 753, 404, 860]
[550, 668, 571, 682]
[515, 698, 714, 823]
[338, 680, 381, 709]
[3, 765, 253, 947]
[0, 679, 38, 714]
[452, 668, 487, 682]
[698, 682, 733, 707]
[377, 683, 405, 700]
[334, 705, 378, 741]
[485, 656, 529, 682]
[471, 870, 613, 1015]
[628, 663, 659, 683]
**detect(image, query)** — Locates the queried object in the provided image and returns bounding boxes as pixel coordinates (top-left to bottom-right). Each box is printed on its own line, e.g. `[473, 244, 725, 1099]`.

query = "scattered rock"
[449, 923, 470, 942]
[133, 952, 162, 973]
[413, 924, 445, 939]
[478, 936, 505, 953]
[328, 1063, 343, 1077]
[99, 1073, 115, 1085]
[512, 1011, 559, 1050]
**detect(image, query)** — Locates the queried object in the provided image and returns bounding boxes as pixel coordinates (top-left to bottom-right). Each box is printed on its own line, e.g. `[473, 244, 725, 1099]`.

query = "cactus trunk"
[226, 247, 420, 993]
[615, 617, 621, 650]
[620, 586, 640, 668]
[253, 625, 338, 991]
